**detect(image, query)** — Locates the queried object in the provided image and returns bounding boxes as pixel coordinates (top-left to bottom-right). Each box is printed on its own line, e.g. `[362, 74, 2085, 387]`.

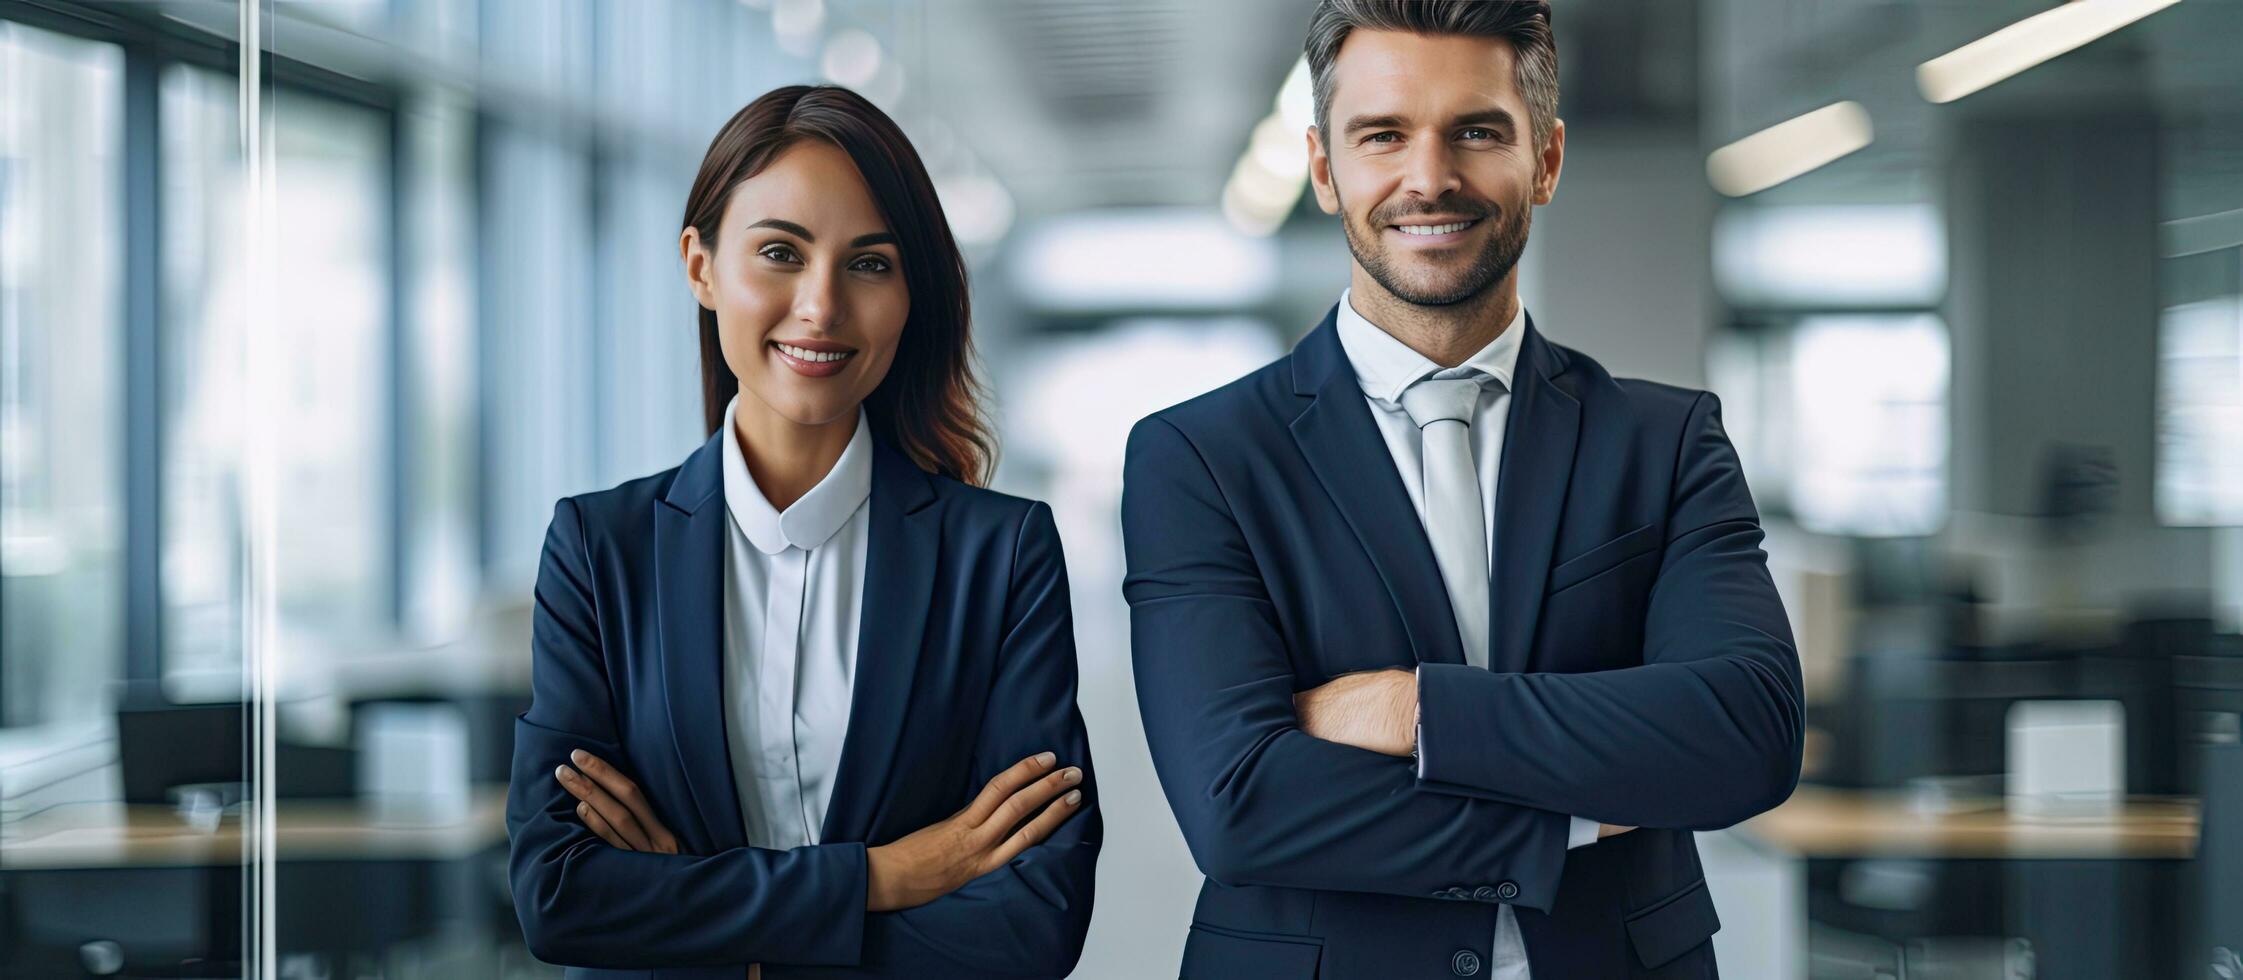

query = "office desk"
[0, 788, 511, 976]
[0, 787, 507, 868]
[1741, 784, 2201, 860]
[1739, 784, 2202, 980]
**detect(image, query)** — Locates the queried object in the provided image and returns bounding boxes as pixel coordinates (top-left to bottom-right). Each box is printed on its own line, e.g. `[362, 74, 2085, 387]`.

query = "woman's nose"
[792, 266, 845, 328]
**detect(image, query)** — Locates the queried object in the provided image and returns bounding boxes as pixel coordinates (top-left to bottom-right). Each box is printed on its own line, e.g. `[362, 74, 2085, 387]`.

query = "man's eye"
[1460, 127, 1496, 141]
[1366, 132, 1399, 144]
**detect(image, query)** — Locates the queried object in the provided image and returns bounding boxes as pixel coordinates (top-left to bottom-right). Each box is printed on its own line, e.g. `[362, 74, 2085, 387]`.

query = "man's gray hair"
[1305, 0, 1560, 149]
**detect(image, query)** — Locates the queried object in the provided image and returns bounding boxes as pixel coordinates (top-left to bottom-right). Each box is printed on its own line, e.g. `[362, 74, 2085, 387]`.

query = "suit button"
[1446, 886, 1470, 900]
[1451, 949, 1483, 976]
[1496, 880, 1520, 900]
[1472, 885, 1499, 902]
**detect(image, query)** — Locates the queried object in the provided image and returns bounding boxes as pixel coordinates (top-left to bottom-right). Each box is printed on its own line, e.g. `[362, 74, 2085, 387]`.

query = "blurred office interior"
[2, 0, 2241, 977]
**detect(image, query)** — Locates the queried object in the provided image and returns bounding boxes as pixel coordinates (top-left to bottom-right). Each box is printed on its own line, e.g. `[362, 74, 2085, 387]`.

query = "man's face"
[1308, 29, 1564, 308]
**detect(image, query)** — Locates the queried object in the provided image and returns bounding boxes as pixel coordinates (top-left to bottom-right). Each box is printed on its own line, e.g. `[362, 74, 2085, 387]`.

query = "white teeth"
[1396, 221, 1473, 236]
[776, 342, 853, 363]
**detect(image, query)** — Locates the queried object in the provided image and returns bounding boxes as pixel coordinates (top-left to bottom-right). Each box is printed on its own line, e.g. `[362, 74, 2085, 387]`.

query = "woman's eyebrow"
[746, 218, 895, 249]
[748, 217, 815, 240]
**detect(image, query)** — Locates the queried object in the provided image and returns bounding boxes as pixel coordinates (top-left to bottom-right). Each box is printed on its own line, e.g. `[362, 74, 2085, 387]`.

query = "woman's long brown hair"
[683, 85, 994, 485]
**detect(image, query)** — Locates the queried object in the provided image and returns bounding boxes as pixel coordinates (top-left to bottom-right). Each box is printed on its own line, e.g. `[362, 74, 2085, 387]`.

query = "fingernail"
[1065, 789, 1082, 805]
[576, 802, 587, 814]
[1035, 751, 1056, 767]
[1062, 767, 1082, 783]
[570, 749, 587, 765]
[556, 765, 575, 781]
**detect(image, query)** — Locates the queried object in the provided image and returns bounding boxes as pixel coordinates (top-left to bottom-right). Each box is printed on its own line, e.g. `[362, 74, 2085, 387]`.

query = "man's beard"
[1339, 191, 1531, 308]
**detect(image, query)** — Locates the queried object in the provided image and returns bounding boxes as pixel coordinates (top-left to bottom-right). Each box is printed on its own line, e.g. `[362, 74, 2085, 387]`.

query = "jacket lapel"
[1490, 313, 1580, 674]
[818, 440, 940, 844]
[1288, 308, 1467, 667]
[653, 428, 748, 853]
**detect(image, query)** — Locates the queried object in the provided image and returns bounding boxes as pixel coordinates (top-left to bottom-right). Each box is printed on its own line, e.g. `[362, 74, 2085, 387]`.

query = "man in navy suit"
[1122, 2, 1803, 977]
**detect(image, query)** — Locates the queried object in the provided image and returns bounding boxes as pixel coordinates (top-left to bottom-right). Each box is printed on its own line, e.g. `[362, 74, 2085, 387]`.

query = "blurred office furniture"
[2005, 700, 2124, 818]
[1745, 785, 2199, 861]
[115, 685, 359, 803]
[1745, 784, 2199, 980]
[0, 681, 529, 976]
[2192, 741, 2241, 980]
[351, 692, 531, 789]
[1829, 613, 2221, 796]
[0, 789, 507, 977]
[114, 688, 241, 806]
[2175, 631, 2243, 798]
[1780, 605, 2228, 980]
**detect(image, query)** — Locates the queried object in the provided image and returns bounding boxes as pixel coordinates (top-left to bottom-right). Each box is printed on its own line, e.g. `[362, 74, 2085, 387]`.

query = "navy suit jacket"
[1121, 308, 1803, 979]
[506, 427, 1100, 979]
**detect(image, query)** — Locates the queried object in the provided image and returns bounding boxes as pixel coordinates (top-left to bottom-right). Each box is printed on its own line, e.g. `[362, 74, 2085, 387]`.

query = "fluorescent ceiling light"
[1012, 209, 1280, 311]
[1714, 204, 1946, 307]
[1706, 101, 1873, 198]
[1918, 0, 2184, 104]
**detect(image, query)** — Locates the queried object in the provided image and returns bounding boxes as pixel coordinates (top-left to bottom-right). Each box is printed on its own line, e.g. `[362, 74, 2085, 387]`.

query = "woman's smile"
[770, 337, 859, 378]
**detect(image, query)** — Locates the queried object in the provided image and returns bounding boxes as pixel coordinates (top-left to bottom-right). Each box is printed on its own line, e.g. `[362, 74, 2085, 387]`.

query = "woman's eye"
[758, 244, 801, 263]
[850, 256, 892, 273]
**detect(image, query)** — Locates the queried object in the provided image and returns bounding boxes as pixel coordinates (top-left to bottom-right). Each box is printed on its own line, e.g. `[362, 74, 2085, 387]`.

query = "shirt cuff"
[1413, 664, 1426, 777]
[1567, 815, 1600, 850]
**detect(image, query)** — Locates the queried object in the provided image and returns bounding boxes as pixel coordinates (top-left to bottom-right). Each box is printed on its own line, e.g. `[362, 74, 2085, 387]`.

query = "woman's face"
[682, 139, 909, 430]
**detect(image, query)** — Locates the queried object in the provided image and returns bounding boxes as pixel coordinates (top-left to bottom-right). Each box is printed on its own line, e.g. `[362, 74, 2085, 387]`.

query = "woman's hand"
[554, 749, 685, 855]
[864, 751, 1085, 912]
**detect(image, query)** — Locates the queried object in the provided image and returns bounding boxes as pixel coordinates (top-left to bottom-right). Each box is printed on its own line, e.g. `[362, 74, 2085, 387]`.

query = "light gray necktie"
[1399, 370, 1491, 669]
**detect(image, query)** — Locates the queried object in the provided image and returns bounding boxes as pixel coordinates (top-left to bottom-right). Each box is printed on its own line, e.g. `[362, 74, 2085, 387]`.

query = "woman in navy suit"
[505, 85, 1099, 979]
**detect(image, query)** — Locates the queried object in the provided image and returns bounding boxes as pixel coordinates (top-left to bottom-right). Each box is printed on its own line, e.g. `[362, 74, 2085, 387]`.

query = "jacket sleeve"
[1122, 415, 1572, 913]
[505, 496, 869, 970]
[859, 501, 1101, 978]
[1413, 392, 1806, 830]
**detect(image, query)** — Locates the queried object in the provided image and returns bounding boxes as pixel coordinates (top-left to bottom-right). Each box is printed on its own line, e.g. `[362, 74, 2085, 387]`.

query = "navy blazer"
[506, 427, 1100, 979]
[1122, 308, 1803, 979]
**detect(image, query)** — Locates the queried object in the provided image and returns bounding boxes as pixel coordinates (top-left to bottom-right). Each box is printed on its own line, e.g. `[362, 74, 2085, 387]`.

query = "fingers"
[568, 750, 681, 854]
[578, 800, 630, 850]
[983, 786, 1086, 873]
[987, 765, 1082, 840]
[556, 763, 655, 851]
[963, 751, 1057, 825]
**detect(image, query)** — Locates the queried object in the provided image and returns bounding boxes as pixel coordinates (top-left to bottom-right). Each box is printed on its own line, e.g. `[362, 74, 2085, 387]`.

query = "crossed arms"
[1119, 393, 1804, 912]
[505, 498, 1099, 975]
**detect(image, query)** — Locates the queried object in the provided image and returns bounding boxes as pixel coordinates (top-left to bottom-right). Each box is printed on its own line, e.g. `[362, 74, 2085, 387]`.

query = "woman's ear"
[680, 227, 718, 310]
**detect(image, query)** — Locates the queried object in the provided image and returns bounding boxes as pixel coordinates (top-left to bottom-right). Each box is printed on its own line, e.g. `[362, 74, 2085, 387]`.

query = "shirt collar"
[720, 396, 873, 555]
[1334, 286, 1525, 406]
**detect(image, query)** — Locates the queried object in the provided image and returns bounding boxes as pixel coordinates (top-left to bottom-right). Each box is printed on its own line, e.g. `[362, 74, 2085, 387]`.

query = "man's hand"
[1293, 668, 1417, 756]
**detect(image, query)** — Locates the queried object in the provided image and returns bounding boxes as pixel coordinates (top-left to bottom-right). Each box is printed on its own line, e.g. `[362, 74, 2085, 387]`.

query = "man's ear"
[680, 227, 717, 310]
[1532, 118, 1565, 206]
[1307, 125, 1340, 215]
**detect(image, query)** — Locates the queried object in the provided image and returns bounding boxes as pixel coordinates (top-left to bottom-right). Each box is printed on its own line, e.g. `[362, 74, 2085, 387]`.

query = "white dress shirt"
[1334, 290, 1599, 980]
[718, 395, 872, 850]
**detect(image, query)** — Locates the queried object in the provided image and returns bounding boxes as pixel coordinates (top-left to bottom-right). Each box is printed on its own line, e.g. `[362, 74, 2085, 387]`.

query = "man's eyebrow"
[1343, 113, 1408, 136]
[1453, 108, 1520, 131]
[1342, 107, 1521, 137]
